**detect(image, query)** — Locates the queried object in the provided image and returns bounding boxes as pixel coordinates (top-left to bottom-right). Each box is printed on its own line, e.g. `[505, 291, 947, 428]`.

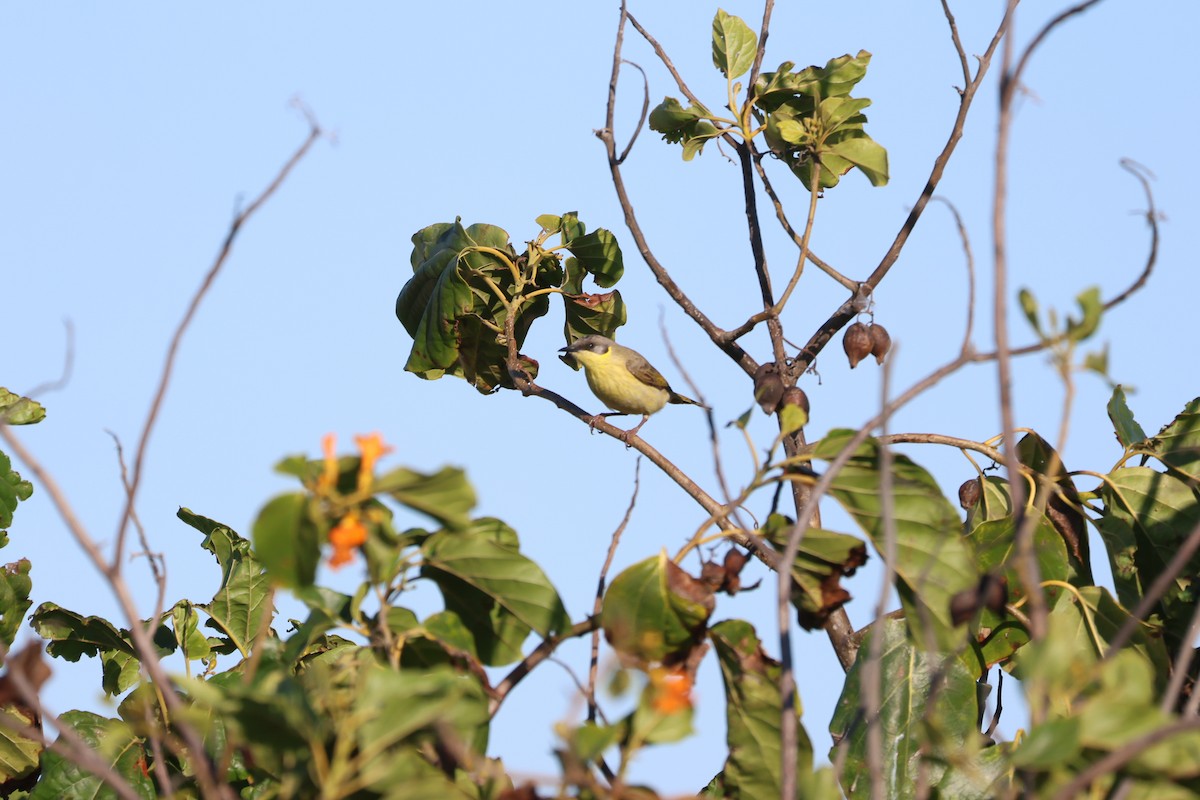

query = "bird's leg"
[589, 411, 626, 434]
[619, 414, 651, 445]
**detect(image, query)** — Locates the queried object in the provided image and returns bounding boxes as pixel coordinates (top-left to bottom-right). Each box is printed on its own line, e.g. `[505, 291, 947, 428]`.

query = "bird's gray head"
[561, 335, 615, 356]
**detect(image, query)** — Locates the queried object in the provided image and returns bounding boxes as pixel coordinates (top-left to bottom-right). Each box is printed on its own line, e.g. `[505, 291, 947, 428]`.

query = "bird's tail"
[668, 391, 708, 409]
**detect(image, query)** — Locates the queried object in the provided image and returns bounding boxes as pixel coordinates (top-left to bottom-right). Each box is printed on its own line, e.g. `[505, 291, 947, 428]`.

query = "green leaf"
[564, 228, 624, 289]
[251, 493, 322, 590]
[817, 431, 978, 649]
[0, 706, 40, 786]
[0, 450, 33, 534]
[356, 665, 490, 765]
[1147, 397, 1200, 479]
[563, 287, 627, 345]
[178, 508, 274, 657]
[0, 390, 45, 426]
[1107, 385, 1147, 448]
[0, 560, 32, 654]
[600, 552, 714, 665]
[649, 97, 721, 161]
[30, 711, 155, 799]
[711, 9, 757, 79]
[709, 620, 813, 798]
[1011, 717, 1081, 769]
[1018, 288, 1041, 336]
[829, 617, 995, 799]
[374, 466, 476, 531]
[1097, 467, 1200, 653]
[825, 132, 889, 186]
[30, 602, 175, 696]
[396, 220, 543, 393]
[968, 514, 1073, 589]
[1066, 286, 1102, 342]
[421, 523, 570, 666]
[170, 600, 212, 662]
[535, 213, 561, 233]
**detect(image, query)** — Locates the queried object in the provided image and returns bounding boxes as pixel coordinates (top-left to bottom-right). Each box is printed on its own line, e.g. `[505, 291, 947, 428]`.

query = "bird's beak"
[558, 346, 580, 370]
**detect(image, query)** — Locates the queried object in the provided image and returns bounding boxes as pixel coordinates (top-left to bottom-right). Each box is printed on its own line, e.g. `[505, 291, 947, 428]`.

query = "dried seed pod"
[869, 323, 892, 365]
[753, 362, 785, 414]
[780, 386, 810, 416]
[958, 478, 981, 510]
[843, 322, 872, 369]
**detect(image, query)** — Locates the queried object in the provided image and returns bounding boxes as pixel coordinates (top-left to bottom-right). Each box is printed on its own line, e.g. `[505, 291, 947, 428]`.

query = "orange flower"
[649, 666, 693, 714]
[328, 511, 367, 568]
[317, 433, 338, 493]
[354, 432, 394, 492]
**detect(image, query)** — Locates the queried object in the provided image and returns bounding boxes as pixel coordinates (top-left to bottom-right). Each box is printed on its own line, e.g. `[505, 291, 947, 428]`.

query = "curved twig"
[615, 59, 650, 165]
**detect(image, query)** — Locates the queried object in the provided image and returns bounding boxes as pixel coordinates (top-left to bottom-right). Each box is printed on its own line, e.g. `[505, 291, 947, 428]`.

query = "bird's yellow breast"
[573, 349, 670, 415]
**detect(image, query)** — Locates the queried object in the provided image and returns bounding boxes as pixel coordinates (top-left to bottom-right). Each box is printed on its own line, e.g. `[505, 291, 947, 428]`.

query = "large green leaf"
[397, 220, 555, 393]
[1097, 467, 1200, 653]
[600, 552, 714, 665]
[373, 465, 476, 531]
[707, 619, 814, 799]
[251, 492, 322, 590]
[711, 9, 757, 79]
[754, 51, 873, 107]
[562, 286, 627, 345]
[29, 711, 154, 799]
[420, 521, 569, 666]
[815, 431, 977, 649]
[178, 508, 274, 657]
[829, 618, 1000, 799]
[563, 228, 624, 289]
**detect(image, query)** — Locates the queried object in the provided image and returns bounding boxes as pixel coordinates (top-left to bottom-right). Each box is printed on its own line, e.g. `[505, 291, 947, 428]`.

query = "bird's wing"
[626, 352, 671, 391]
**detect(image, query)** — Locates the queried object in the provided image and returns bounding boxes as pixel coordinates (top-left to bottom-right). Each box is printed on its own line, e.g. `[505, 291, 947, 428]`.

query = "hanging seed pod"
[843, 322, 872, 369]
[753, 362, 785, 414]
[869, 323, 892, 365]
[958, 478, 981, 510]
[780, 386, 810, 416]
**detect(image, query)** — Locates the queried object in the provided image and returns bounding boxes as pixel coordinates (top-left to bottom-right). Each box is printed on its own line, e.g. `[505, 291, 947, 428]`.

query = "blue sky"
[3, 1, 1196, 792]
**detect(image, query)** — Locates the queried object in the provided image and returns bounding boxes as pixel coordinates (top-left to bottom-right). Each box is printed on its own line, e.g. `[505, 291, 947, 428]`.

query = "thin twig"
[1160, 597, 1200, 714]
[790, 0, 1018, 375]
[113, 108, 324, 568]
[615, 60, 649, 165]
[931, 196, 977, 354]
[588, 460, 641, 723]
[611, 9, 756, 375]
[490, 618, 599, 717]
[24, 319, 75, 398]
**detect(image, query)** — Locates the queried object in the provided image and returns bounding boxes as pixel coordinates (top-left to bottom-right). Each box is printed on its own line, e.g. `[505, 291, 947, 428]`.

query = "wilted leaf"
[709, 619, 814, 798]
[0, 390, 44, 426]
[649, 97, 721, 161]
[600, 552, 713, 665]
[760, 515, 866, 629]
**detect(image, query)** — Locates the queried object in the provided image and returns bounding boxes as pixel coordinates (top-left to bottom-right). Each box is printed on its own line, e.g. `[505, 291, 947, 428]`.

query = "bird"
[559, 334, 705, 439]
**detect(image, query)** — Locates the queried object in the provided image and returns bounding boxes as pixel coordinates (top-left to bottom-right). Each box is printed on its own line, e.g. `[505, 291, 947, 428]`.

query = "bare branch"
[113, 111, 324, 568]
[604, 5, 756, 375]
[930, 196, 977, 354]
[490, 618, 599, 716]
[1103, 159, 1159, 311]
